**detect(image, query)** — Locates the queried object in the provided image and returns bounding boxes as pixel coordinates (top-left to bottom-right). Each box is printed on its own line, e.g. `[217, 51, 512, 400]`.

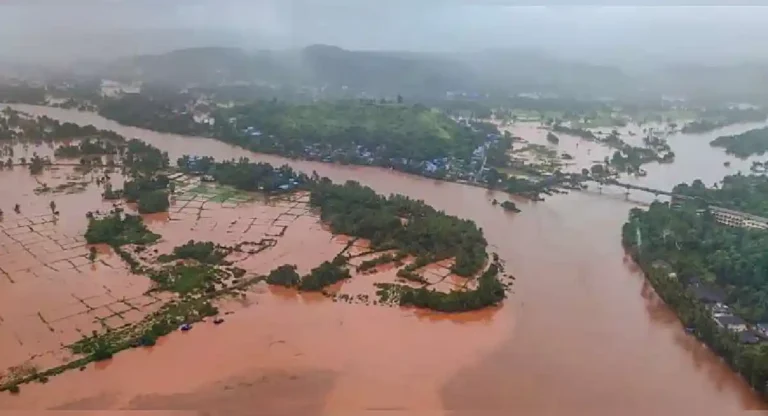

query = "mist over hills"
[86, 44, 768, 103]
[93, 44, 629, 98]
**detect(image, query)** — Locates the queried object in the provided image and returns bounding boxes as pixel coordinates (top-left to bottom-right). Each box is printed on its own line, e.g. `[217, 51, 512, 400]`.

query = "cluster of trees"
[100, 95, 502, 180]
[115, 139, 172, 213]
[84, 211, 160, 246]
[623, 201, 768, 396]
[674, 175, 768, 217]
[546, 132, 560, 144]
[264, 256, 350, 291]
[218, 100, 492, 164]
[310, 179, 487, 276]
[28, 154, 50, 175]
[711, 127, 768, 158]
[122, 139, 169, 176]
[376, 258, 507, 312]
[54, 139, 122, 158]
[551, 124, 596, 140]
[99, 92, 202, 136]
[123, 176, 168, 201]
[0, 108, 123, 143]
[500, 201, 520, 212]
[682, 108, 767, 134]
[148, 264, 223, 295]
[178, 155, 309, 194]
[299, 256, 351, 291]
[157, 240, 229, 265]
[266, 264, 302, 287]
[137, 190, 170, 214]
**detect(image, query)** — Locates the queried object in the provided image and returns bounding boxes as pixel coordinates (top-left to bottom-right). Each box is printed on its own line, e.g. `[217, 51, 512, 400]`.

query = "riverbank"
[0, 154, 507, 391]
[1, 105, 766, 414]
[622, 179, 768, 400]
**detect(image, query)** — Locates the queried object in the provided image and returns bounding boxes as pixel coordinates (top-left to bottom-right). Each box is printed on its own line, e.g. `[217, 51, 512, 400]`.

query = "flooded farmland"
[1, 105, 768, 415]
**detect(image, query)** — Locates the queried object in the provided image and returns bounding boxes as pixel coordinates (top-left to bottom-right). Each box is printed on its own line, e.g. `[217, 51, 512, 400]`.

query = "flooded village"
[0, 101, 764, 415]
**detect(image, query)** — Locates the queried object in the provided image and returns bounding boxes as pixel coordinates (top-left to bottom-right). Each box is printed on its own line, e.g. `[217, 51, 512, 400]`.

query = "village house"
[714, 315, 748, 333]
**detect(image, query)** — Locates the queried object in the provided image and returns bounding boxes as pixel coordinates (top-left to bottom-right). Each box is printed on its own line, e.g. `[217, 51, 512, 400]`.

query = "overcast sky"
[2, 0, 768, 66]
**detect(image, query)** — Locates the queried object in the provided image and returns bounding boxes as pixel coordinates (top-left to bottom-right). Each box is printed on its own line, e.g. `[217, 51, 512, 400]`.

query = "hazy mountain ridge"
[94, 44, 637, 99]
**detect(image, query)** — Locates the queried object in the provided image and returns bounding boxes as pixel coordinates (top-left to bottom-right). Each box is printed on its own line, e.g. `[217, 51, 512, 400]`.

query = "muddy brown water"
[2, 104, 768, 414]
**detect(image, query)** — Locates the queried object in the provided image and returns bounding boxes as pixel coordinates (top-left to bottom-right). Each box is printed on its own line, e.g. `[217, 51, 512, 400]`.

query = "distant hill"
[95, 44, 633, 99]
[92, 45, 768, 103]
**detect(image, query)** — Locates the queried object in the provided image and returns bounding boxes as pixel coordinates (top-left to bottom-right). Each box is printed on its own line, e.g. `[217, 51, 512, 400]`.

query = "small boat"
[213, 317, 225, 325]
[179, 323, 192, 332]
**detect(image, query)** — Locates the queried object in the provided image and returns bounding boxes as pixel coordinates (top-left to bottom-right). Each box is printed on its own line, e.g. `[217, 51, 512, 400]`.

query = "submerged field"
[0, 163, 494, 389]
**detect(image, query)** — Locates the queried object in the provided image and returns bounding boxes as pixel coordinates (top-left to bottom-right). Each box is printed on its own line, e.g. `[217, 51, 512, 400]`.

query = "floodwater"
[1, 105, 768, 415]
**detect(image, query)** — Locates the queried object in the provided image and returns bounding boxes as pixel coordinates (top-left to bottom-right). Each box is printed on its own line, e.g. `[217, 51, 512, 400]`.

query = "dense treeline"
[674, 175, 768, 217]
[551, 124, 596, 140]
[0, 108, 123, 143]
[54, 139, 122, 158]
[116, 139, 171, 213]
[624, 201, 768, 397]
[122, 139, 169, 175]
[217, 100, 488, 164]
[158, 240, 229, 265]
[97, 95, 510, 186]
[625, 201, 768, 321]
[310, 179, 487, 276]
[84, 211, 160, 246]
[711, 127, 768, 158]
[500, 201, 520, 212]
[263, 257, 350, 291]
[181, 156, 492, 291]
[266, 264, 302, 287]
[682, 108, 767, 134]
[177, 155, 309, 193]
[298, 256, 351, 291]
[99, 91, 201, 135]
[376, 257, 507, 312]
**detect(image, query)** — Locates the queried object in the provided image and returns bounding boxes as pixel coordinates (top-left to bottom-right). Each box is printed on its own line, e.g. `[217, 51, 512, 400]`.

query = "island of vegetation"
[500, 201, 520, 212]
[0, 138, 509, 393]
[624, 175, 768, 399]
[0, 107, 122, 143]
[546, 132, 560, 144]
[681, 108, 767, 134]
[711, 127, 768, 158]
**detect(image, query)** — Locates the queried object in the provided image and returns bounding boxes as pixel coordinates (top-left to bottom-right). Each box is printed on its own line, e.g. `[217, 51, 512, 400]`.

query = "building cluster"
[690, 279, 762, 344]
[710, 206, 768, 230]
[228, 118, 503, 186]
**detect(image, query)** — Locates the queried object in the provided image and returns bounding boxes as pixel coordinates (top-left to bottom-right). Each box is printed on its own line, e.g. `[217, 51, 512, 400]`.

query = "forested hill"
[96, 44, 630, 98]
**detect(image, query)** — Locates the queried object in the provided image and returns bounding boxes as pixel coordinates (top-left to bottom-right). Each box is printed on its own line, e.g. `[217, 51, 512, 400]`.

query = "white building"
[710, 207, 768, 230]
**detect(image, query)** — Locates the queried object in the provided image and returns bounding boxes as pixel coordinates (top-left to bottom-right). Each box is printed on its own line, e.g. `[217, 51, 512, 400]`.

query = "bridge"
[589, 178, 702, 202]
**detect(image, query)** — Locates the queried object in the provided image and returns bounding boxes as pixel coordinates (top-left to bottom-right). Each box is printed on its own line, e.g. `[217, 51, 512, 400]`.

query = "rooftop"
[710, 206, 768, 225]
[715, 314, 747, 327]
[739, 330, 761, 344]
[689, 282, 727, 304]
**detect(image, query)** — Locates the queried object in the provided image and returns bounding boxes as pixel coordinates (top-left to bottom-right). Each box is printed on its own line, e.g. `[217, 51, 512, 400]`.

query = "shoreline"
[624, 243, 768, 402]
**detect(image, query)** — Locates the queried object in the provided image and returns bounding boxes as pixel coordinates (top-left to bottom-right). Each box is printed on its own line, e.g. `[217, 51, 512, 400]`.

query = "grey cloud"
[1, 0, 768, 66]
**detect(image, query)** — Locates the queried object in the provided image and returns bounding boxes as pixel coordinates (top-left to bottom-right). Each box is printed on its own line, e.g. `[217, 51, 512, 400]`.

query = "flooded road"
[1, 105, 767, 415]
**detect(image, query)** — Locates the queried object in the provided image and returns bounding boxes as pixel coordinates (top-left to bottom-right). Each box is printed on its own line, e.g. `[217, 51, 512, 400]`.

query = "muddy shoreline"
[1, 105, 767, 414]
